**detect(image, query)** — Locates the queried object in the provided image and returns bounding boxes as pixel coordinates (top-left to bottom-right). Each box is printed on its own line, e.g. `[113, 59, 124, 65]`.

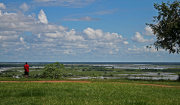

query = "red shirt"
[24, 64, 29, 72]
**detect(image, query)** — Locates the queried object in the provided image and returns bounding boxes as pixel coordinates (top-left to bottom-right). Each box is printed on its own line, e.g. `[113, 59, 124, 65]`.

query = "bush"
[178, 74, 180, 81]
[42, 62, 64, 79]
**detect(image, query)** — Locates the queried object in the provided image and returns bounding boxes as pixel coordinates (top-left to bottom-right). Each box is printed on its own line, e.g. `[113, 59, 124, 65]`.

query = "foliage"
[178, 74, 180, 81]
[42, 62, 64, 79]
[147, 0, 180, 53]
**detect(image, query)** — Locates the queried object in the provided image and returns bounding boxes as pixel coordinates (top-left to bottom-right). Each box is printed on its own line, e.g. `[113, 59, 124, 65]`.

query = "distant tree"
[147, 1, 180, 53]
[42, 62, 64, 79]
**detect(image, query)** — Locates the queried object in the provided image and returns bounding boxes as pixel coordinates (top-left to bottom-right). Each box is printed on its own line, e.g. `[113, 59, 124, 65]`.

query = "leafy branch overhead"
[147, 0, 180, 53]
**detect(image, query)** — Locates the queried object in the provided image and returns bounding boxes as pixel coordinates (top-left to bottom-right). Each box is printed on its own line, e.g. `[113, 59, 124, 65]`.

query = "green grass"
[0, 82, 179, 105]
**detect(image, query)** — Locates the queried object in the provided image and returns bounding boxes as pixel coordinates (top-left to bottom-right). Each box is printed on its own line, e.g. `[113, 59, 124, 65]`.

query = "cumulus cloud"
[83, 27, 102, 39]
[82, 27, 128, 55]
[44, 29, 84, 41]
[0, 35, 18, 41]
[128, 47, 141, 53]
[128, 45, 164, 54]
[123, 41, 129, 45]
[132, 32, 149, 43]
[144, 26, 153, 36]
[0, 11, 52, 35]
[64, 50, 72, 54]
[0, 31, 19, 42]
[44, 31, 63, 38]
[0, 8, 130, 58]
[83, 27, 124, 42]
[65, 29, 84, 41]
[0, 3, 6, 9]
[38, 9, 48, 24]
[19, 3, 29, 11]
[0, 31, 18, 36]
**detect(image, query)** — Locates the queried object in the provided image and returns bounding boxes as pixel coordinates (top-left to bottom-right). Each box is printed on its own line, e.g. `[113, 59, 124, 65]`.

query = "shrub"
[178, 74, 180, 81]
[42, 62, 64, 79]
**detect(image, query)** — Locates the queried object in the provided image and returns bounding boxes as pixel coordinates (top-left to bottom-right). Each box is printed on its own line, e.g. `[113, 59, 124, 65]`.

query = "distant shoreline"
[0, 62, 180, 65]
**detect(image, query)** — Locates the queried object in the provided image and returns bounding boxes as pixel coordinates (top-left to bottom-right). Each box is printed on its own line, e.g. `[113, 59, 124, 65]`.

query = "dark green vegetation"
[41, 62, 64, 79]
[147, 0, 180, 53]
[0, 82, 180, 105]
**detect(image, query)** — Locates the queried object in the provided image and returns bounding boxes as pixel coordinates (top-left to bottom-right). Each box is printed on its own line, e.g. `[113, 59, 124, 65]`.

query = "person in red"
[24, 62, 29, 78]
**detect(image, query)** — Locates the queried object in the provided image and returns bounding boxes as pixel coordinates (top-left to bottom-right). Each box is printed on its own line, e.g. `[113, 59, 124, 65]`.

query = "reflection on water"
[127, 72, 178, 80]
[70, 72, 179, 80]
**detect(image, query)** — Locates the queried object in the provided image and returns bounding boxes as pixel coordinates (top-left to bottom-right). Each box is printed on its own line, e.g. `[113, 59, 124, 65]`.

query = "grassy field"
[0, 81, 180, 105]
[0, 63, 180, 105]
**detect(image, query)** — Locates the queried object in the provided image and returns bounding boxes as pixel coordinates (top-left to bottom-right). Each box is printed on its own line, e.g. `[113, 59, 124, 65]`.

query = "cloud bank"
[0, 7, 129, 59]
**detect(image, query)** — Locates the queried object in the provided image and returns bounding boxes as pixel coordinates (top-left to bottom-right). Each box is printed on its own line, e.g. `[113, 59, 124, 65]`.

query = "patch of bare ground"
[0, 81, 91, 83]
[0, 81, 179, 88]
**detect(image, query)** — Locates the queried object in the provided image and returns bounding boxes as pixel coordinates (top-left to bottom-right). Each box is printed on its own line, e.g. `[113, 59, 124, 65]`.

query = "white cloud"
[132, 32, 149, 43]
[38, 34, 41, 38]
[44, 31, 63, 38]
[0, 12, 38, 32]
[0, 31, 18, 36]
[104, 32, 122, 41]
[123, 41, 129, 45]
[82, 27, 128, 55]
[127, 45, 165, 54]
[0, 35, 18, 41]
[59, 26, 68, 31]
[83, 27, 103, 39]
[145, 26, 153, 36]
[0, 3, 6, 9]
[65, 29, 84, 41]
[44, 29, 84, 41]
[20, 3, 29, 11]
[128, 46, 141, 53]
[44, 38, 54, 42]
[0, 9, 129, 58]
[83, 27, 123, 42]
[20, 37, 25, 43]
[144, 46, 165, 53]
[38, 9, 48, 24]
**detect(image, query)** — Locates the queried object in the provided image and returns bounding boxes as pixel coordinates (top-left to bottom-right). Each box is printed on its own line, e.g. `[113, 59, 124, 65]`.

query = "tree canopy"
[147, 0, 180, 53]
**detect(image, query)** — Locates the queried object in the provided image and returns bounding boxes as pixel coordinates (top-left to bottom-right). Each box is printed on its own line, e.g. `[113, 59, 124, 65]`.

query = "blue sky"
[0, 0, 179, 62]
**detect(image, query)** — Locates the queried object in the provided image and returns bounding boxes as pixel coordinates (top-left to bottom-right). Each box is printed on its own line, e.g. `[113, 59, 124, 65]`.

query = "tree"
[147, 1, 180, 53]
[42, 62, 64, 79]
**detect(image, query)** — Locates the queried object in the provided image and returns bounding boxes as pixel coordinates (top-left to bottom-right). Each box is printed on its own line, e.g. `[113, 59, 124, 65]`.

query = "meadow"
[0, 81, 180, 105]
[0, 62, 180, 105]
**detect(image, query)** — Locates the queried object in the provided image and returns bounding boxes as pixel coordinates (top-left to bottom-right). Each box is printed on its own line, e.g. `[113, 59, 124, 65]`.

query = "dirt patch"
[109, 82, 180, 88]
[0, 81, 91, 83]
[136, 83, 180, 88]
[0, 81, 179, 88]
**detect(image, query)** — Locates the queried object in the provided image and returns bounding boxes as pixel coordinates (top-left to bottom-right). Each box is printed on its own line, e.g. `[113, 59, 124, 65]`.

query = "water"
[70, 72, 179, 80]
[126, 72, 179, 80]
[0, 62, 179, 80]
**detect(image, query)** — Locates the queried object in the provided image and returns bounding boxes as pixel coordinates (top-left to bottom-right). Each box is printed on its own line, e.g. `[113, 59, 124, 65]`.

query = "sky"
[0, 0, 179, 62]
